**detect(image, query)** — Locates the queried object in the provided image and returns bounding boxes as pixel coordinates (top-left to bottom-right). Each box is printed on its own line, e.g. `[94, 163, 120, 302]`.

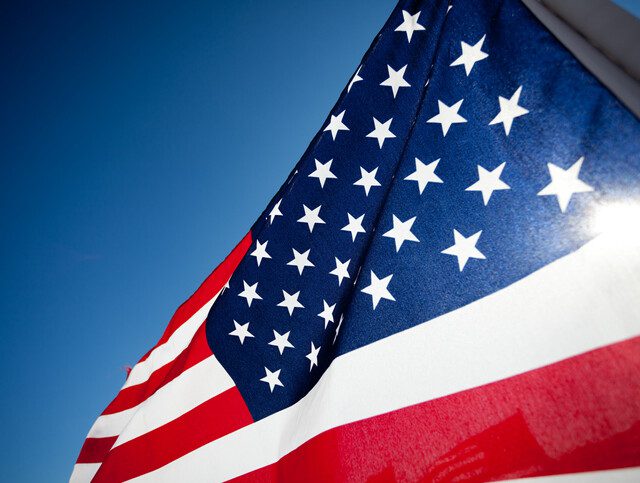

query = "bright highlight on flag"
[591, 201, 640, 238]
[72, 0, 640, 481]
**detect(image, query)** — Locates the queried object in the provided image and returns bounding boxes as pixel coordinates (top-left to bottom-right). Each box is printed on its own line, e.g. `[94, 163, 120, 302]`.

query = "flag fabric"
[72, 0, 640, 481]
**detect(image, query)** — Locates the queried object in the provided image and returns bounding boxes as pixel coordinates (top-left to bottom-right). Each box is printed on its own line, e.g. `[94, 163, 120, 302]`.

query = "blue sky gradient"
[1, 1, 638, 481]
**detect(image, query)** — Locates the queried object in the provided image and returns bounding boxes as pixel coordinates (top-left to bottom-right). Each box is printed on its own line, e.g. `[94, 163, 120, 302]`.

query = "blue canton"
[207, 0, 640, 421]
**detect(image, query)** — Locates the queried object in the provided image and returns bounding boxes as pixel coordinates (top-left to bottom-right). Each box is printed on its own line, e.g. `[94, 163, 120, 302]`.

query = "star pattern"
[537, 157, 593, 212]
[238, 281, 262, 307]
[354, 166, 381, 196]
[287, 248, 315, 275]
[383, 215, 419, 252]
[347, 66, 363, 93]
[333, 314, 344, 344]
[260, 367, 283, 392]
[268, 199, 283, 224]
[306, 342, 321, 371]
[341, 213, 366, 241]
[465, 162, 510, 205]
[329, 257, 351, 286]
[297, 204, 326, 232]
[203, 4, 620, 418]
[489, 86, 529, 135]
[268, 330, 295, 355]
[404, 158, 443, 194]
[229, 320, 254, 344]
[317, 300, 335, 328]
[361, 271, 396, 309]
[324, 110, 349, 140]
[250, 240, 271, 266]
[427, 99, 467, 136]
[380, 64, 411, 98]
[441, 229, 486, 271]
[277, 290, 304, 316]
[309, 159, 337, 188]
[367, 117, 396, 148]
[395, 10, 426, 42]
[450, 35, 488, 75]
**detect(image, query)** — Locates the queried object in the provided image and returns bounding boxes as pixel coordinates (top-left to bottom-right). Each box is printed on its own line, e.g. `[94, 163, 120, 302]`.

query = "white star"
[297, 204, 326, 232]
[450, 35, 488, 76]
[268, 329, 294, 355]
[250, 240, 271, 266]
[221, 279, 230, 294]
[347, 66, 363, 93]
[441, 229, 486, 271]
[395, 10, 426, 42]
[308, 158, 337, 188]
[333, 314, 344, 344]
[354, 166, 381, 196]
[317, 300, 336, 328]
[330, 257, 351, 286]
[380, 64, 411, 98]
[466, 162, 510, 205]
[366, 117, 396, 148]
[287, 248, 315, 275]
[324, 110, 349, 140]
[537, 157, 594, 212]
[277, 290, 304, 316]
[354, 265, 363, 285]
[238, 280, 262, 307]
[268, 199, 283, 224]
[362, 271, 396, 309]
[306, 342, 321, 371]
[489, 86, 529, 135]
[383, 215, 420, 252]
[427, 99, 467, 136]
[260, 367, 283, 392]
[404, 158, 443, 194]
[341, 213, 366, 241]
[228, 320, 254, 344]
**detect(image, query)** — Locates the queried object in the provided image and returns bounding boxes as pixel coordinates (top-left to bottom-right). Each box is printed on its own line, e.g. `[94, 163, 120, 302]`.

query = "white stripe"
[123, 295, 218, 389]
[131, 231, 640, 482]
[75, 288, 227, 480]
[86, 296, 219, 440]
[87, 405, 139, 439]
[505, 467, 640, 482]
[69, 462, 100, 483]
[113, 354, 234, 448]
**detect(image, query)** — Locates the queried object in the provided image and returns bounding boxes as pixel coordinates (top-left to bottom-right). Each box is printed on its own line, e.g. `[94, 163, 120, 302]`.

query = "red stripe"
[76, 324, 214, 464]
[76, 436, 118, 464]
[74, 232, 252, 467]
[92, 387, 253, 483]
[233, 337, 640, 482]
[139, 231, 252, 362]
[102, 322, 212, 415]
[102, 233, 252, 415]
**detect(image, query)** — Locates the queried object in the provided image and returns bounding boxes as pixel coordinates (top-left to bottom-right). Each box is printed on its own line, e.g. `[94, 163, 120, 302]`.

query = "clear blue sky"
[1, 1, 638, 481]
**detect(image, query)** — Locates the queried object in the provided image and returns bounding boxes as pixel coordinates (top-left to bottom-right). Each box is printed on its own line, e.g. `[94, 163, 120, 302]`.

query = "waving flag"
[72, 0, 640, 481]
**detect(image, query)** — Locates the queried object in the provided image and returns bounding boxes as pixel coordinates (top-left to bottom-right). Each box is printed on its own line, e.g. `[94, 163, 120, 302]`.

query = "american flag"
[72, 0, 640, 481]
